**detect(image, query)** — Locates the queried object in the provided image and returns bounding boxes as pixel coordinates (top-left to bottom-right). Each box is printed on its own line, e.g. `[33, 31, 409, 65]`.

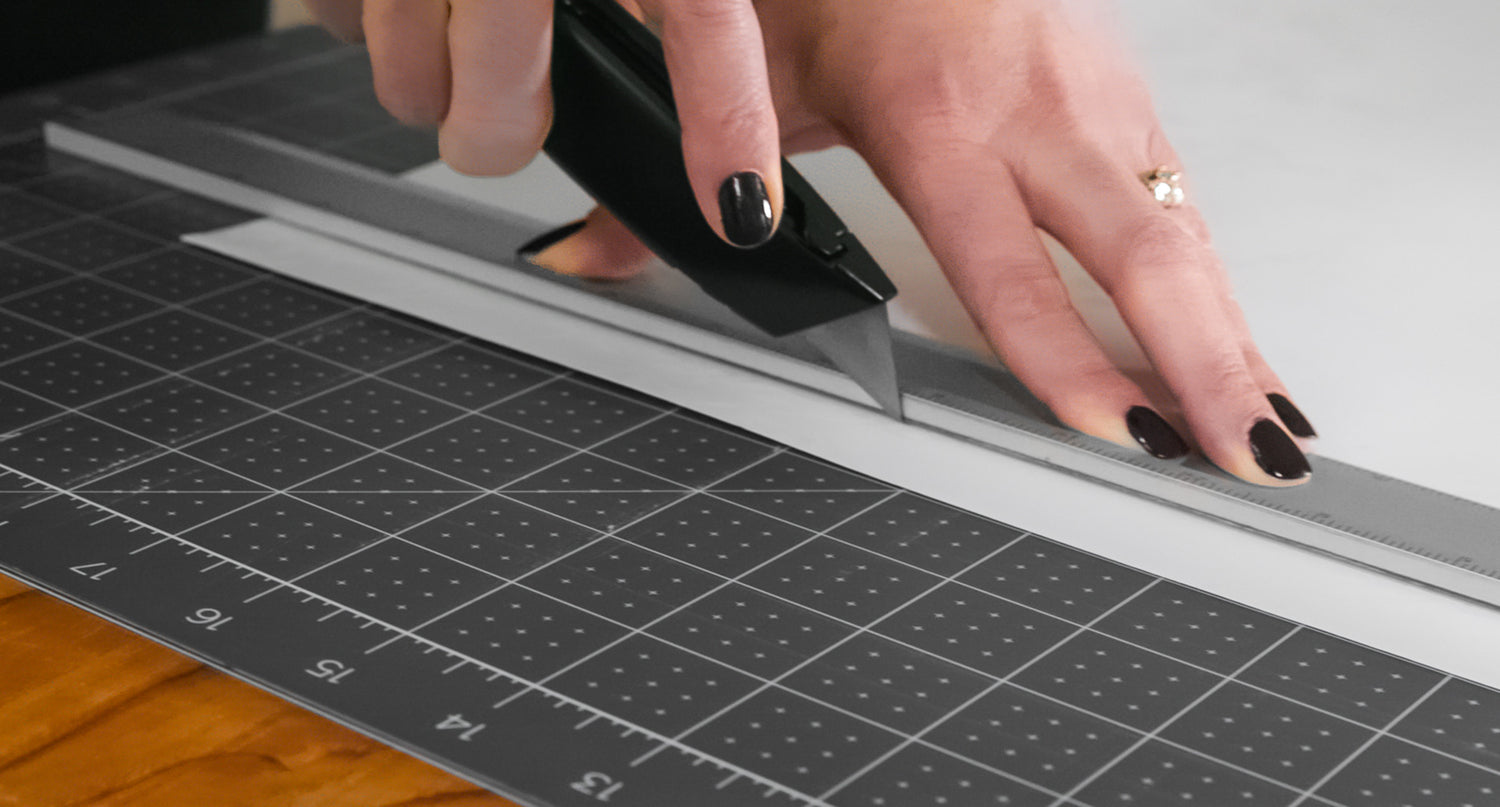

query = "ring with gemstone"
[1141, 166, 1184, 208]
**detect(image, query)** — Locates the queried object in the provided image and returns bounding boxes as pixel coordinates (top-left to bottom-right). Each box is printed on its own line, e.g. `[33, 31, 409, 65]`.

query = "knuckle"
[1179, 344, 1261, 408]
[979, 266, 1088, 364]
[1121, 214, 1200, 269]
[375, 83, 445, 126]
[307, 0, 365, 41]
[1044, 373, 1119, 425]
[863, 67, 993, 148]
[668, 0, 746, 28]
[441, 145, 534, 177]
[438, 113, 550, 176]
[1106, 214, 1203, 298]
[695, 94, 775, 146]
[361, 0, 399, 30]
[993, 260, 1066, 324]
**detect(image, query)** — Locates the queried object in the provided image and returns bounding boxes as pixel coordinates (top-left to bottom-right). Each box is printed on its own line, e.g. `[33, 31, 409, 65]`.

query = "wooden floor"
[0, 576, 519, 807]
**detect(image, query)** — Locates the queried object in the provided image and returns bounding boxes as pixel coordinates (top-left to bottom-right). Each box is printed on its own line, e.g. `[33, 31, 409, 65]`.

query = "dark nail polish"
[1267, 393, 1317, 438]
[718, 171, 774, 247]
[517, 219, 587, 260]
[1249, 419, 1312, 480]
[1126, 406, 1190, 459]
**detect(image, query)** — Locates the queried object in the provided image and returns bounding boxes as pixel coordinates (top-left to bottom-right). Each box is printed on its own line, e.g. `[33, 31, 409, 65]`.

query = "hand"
[306, 0, 1317, 486]
[306, 0, 785, 247]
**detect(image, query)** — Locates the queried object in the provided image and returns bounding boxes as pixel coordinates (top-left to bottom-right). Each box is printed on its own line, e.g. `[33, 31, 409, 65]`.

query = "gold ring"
[1141, 166, 1184, 208]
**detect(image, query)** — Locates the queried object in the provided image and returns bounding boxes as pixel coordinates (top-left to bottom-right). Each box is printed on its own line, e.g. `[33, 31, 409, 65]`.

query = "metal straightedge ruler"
[48, 112, 1500, 610]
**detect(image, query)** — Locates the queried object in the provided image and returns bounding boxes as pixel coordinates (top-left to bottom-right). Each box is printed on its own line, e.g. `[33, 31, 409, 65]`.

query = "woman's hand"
[306, 0, 786, 247]
[305, 0, 1316, 486]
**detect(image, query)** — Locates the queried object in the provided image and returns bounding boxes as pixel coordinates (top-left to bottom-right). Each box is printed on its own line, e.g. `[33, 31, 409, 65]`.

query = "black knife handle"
[543, 0, 897, 337]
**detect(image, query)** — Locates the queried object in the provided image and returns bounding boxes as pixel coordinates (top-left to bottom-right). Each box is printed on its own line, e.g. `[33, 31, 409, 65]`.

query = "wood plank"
[0, 579, 519, 807]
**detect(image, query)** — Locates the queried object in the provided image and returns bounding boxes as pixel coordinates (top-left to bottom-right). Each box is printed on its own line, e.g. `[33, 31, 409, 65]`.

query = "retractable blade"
[802, 306, 903, 419]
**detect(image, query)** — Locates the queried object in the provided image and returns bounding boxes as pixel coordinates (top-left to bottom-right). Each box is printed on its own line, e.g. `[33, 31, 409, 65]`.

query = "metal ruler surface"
[2, 27, 1500, 807]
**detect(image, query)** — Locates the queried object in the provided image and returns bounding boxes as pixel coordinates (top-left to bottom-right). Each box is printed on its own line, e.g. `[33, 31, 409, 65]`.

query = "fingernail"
[718, 171, 774, 247]
[517, 219, 587, 263]
[1126, 406, 1189, 459]
[1249, 419, 1311, 480]
[1267, 393, 1317, 438]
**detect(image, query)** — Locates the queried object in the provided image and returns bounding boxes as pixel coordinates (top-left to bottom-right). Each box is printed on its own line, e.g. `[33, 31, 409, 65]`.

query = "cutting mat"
[2, 27, 1500, 807]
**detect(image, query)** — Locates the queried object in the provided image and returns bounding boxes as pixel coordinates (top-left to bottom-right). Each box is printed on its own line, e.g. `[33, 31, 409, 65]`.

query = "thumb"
[518, 206, 656, 280]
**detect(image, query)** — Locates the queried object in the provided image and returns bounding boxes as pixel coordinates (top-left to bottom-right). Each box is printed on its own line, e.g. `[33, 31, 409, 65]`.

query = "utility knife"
[542, 0, 904, 418]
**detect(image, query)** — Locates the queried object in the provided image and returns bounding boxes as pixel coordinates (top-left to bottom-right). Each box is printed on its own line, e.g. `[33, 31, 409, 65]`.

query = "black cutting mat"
[2, 27, 1500, 807]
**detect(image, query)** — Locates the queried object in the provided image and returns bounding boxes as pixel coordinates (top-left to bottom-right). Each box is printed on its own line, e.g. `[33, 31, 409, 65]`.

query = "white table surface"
[1121, 0, 1500, 510]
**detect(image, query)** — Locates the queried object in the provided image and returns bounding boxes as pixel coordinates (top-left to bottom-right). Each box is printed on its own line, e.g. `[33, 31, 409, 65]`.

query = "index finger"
[651, 0, 784, 246]
[304, 0, 365, 40]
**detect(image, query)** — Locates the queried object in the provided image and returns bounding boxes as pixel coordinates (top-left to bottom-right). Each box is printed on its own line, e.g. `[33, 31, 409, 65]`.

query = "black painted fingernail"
[1267, 393, 1317, 438]
[517, 219, 587, 261]
[1126, 406, 1189, 459]
[1249, 418, 1311, 480]
[718, 171, 774, 247]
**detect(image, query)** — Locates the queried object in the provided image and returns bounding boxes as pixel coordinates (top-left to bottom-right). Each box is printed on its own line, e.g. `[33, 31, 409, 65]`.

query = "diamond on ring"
[1141, 166, 1184, 208]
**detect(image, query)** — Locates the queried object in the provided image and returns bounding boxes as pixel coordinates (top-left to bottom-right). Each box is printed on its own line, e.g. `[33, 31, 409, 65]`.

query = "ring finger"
[1021, 145, 1312, 485]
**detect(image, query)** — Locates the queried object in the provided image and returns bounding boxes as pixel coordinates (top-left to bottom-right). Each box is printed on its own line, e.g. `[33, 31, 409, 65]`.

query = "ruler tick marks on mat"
[3, 28, 1500, 807]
